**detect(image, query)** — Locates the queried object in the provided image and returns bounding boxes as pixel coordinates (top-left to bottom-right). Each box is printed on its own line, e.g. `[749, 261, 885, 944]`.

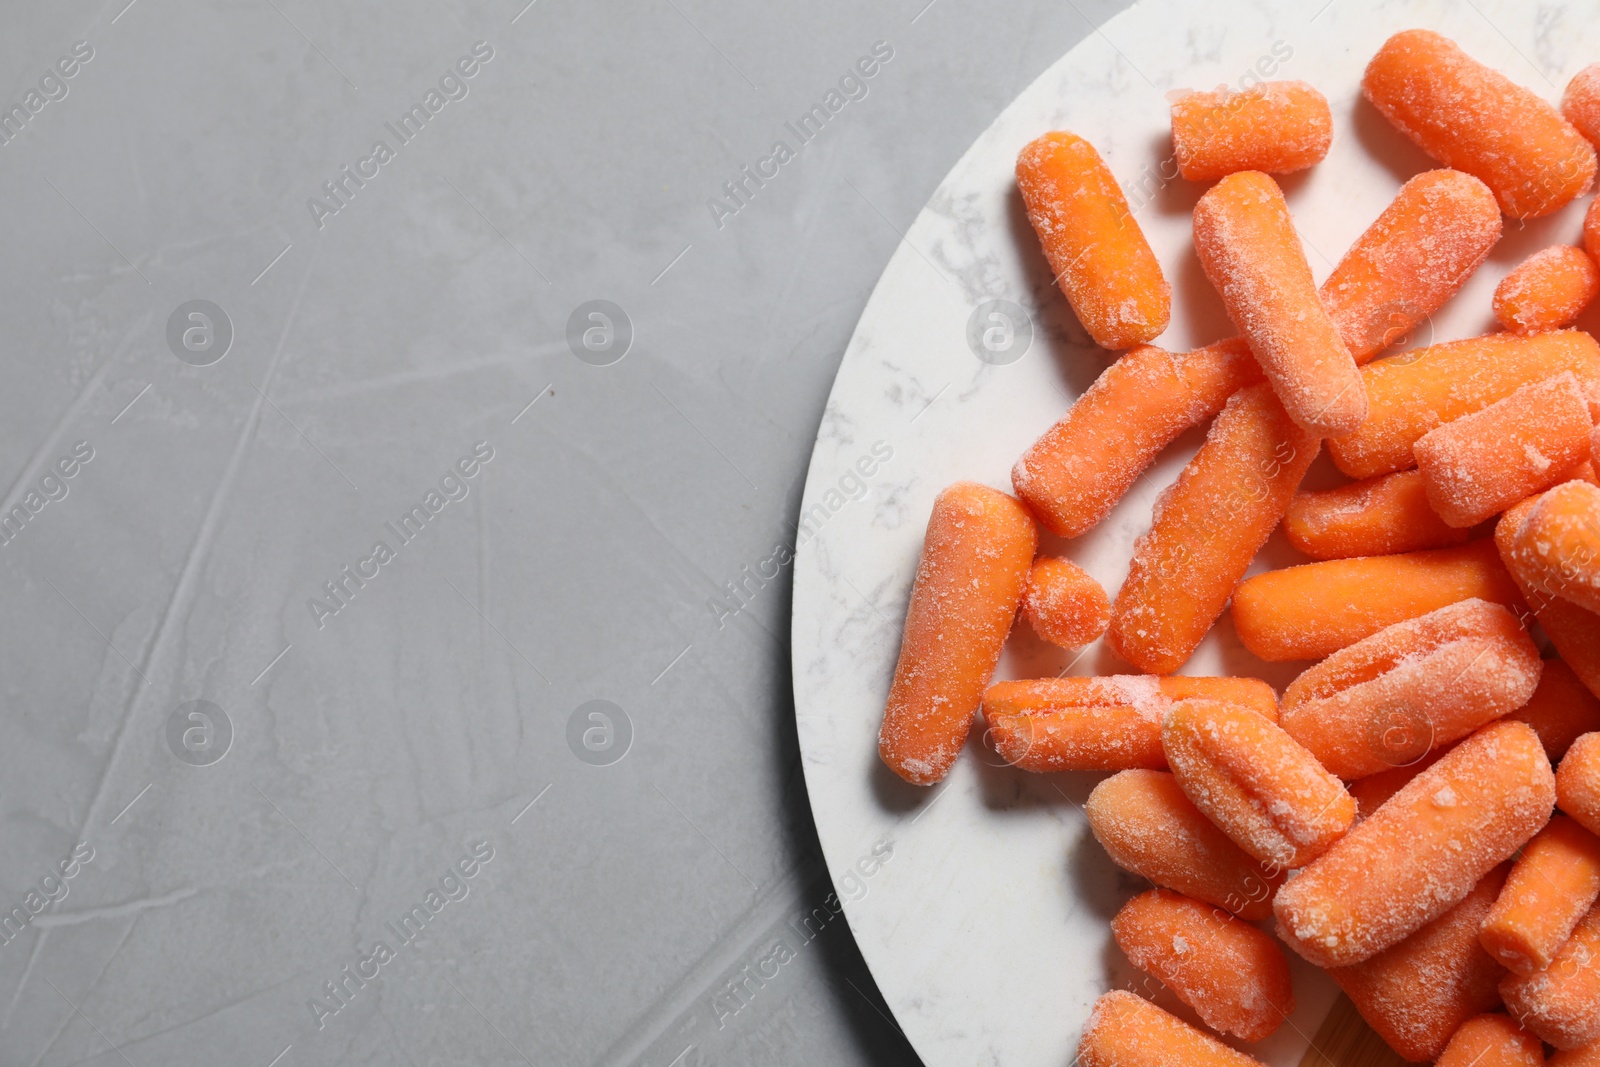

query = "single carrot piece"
[1320, 169, 1501, 364]
[1481, 815, 1600, 976]
[1509, 658, 1600, 762]
[1588, 196, 1600, 263]
[1284, 469, 1471, 561]
[1496, 246, 1600, 333]
[1553, 1041, 1600, 1066]
[1108, 385, 1317, 674]
[1085, 770, 1283, 920]
[1016, 132, 1170, 350]
[1078, 990, 1267, 1067]
[1501, 903, 1600, 1049]
[1327, 329, 1600, 480]
[1278, 599, 1543, 779]
[981, 675, 1277, 772]
[1111, 889, 1294, 1042]
[1020, 557, 1109, 648]
[1012, 339, 1260, 538]
[1193, 171, 1367, 435]
[1498, 497, 1600, 701]
[1415, 372, 1597, 528]
[1170, 81, 1332, 182]
[1326, 866, 1509, 1062]
[1231, 539, 1524, 663]
[1349, 747, 1447, 819]
[1507, 480, 1600, 617]
[1274, 721, 1555, 968]
[1564, 63, 1600, 149]
[1435, 1013, 1544, 1067]
[1363, 29, 1596, 218]
[1163, 698, 1354, 868]
[878, 483, 1036, 785]
[1559, 733, 1600, 839]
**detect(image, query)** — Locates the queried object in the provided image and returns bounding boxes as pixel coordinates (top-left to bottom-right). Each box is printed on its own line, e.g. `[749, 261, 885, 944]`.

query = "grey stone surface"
[0, 0, 1125, 1063]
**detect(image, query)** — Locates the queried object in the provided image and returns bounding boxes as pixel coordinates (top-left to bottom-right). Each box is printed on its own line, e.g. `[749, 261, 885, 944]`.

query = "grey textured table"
[0, 1, 1127, 1063]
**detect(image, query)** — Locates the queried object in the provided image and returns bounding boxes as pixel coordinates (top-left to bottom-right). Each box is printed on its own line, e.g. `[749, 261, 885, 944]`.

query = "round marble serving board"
[792, 1, 1600, 1064]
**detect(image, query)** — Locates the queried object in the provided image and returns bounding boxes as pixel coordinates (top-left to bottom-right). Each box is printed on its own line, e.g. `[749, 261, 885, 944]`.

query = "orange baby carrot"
[1326, 866, 1509, 1062]
[1012, 339, 1261, 538]
[1435, 1013, 1544, 1067]
[1588, 197, 1600, 263]
[1193, 171, 1367, 435]
[1078, 990, 1267, 1067]
[1481, 815, 1600, 976]
[1284, 469, 1471, 561]
[1232, 539, 1524, 663]
[1020, 557, 1109, 648]
[1111, 889, 1294, 1042]
[1499, 497, 1600, 701]
[878, 482, 1036, 785]
[1278, 599, 1543, 779]
[1509, 658, 1600, 762]
[1565, 63, 1600, 149]
[981, 675, 1277, 772]
[1108, 385, 1317, 674]
[1496, 246, 1600, 333]
[1016, 132, 1170, 350]
[1085, 769, 1283, 920]
[1507, 480, 1600, 617]
[1349, 747, 1446, 819]
[1171, 82, 1332, 182]
[1163, 698, 1353, 868]
[1553, 1041, 1600, 1066]
[1320, 169, 1502, 364]
[1559, 733, 1600, 839]
[1501, 903, 1600, 1048]
[1327, 329, 1600, 480]
[1415, 372, 1597, 528]
[1364, 29, 1596, 218]
[1274, 721, 1555, 968]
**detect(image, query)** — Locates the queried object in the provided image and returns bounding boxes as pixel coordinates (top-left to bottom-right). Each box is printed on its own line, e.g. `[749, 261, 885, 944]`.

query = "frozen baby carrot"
[1284, 469, 1470, 560]
[1415, 373, 1597, 528]
[1553, 1042, 1600, 1066]
[1016, 132, 1170, 350]
[1163, 698, 1354, 868]
[1085, 770, 1283, 920]
[1496, 246, 1600, 333]
[1278, 599, 1543, 779]
[1108, 385, 1317, 674]
[1501, 904, 1600, 1048]
[1565, 63, 1600, 149]
[1507, 480, 1600, 617]
[1589, 197, 1600, 263]
[1020, 557, 1109, 648]
[1481, 815, 1600, 976]
[1499, 497, 1600, 701]
[1326, 867, 1509, 1062]
[1274, 721, 1555, 968]
[1078, 990, 1267, 1067]
[879, 483, 1036, 785]
[1349, 748, 1446, 819]
[1111, 889, 1294, 1042]
[981, 675, 1277, 772]
[1509, 658, 1600, 762]
[1232, 539, 1524, 662]
[1364, 30, 1596, 218]
[1327, 330, 1600, 480]
[1435, 1013, 1544, 1067]
[1320, 169, 1502, 364]
[1171, 82, 1332, 182]
[1559, 734, 1600, 839]
[1012, 339, 1261, 537]
[1193, 171, 1367, 435]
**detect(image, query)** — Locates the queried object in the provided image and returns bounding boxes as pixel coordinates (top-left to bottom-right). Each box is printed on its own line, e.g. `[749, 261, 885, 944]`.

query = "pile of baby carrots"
[876, 29, 1600, 1066]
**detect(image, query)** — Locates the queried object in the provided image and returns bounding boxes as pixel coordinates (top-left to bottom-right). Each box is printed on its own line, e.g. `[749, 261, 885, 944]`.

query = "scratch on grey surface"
[3, 250, 321, 1029]
[25, 914, 137, 1067]
[0, 312, 150, 522]
[274, 344, 563, 406]
[32, 886, 198, 927]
